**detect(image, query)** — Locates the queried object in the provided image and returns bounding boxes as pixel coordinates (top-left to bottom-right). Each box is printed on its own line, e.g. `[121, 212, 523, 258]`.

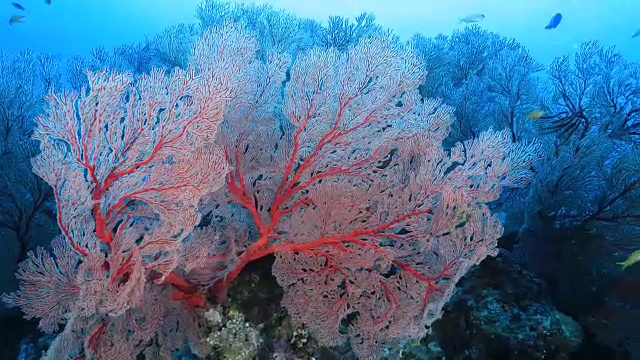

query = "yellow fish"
[9, 15, 25, 25]
[527, 109, 544, 120]
[618, 249, 640, 271]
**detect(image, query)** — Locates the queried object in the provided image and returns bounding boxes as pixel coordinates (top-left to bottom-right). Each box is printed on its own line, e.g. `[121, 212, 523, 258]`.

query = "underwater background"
[0, 0, 639, 359]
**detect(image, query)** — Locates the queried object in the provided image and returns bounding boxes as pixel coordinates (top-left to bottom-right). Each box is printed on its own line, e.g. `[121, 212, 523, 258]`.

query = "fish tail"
[544, 25, 551, 29]
[617, 261, 628, 270]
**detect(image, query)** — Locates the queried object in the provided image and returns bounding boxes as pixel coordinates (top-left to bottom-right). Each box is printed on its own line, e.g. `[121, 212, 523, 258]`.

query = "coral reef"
[204, 306, 263, 360]
[430, 251, 584, 359]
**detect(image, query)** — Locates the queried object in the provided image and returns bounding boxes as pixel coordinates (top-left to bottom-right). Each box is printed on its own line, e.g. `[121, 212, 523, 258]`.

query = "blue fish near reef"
[545, 13, 562, 29]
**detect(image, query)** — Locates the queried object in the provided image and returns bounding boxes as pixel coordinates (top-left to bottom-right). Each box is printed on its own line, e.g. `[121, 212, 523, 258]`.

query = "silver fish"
[459, 13, 485, 24]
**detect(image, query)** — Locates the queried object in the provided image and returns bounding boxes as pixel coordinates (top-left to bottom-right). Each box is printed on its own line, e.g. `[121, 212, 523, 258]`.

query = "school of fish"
[6, 4, 640, 39]
[8, 1, 51, 25]
[458, 11, 640, 38]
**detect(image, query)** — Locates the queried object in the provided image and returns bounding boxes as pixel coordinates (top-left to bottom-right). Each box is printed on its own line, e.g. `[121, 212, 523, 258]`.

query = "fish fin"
[617, 261, 628, 270]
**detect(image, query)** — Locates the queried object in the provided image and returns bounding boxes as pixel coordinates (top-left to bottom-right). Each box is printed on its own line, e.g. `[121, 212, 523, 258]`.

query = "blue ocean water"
[2, 0, 640, 64]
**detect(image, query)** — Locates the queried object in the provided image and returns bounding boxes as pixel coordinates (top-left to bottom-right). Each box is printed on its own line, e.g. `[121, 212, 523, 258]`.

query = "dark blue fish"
[545, 13, 562, 29]
[11, 2, 25, 10]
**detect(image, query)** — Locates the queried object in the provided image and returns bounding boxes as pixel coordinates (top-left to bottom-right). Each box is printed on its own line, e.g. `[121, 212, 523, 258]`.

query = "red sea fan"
[197, 31, 543, 359]
[2, 22, 255, 359]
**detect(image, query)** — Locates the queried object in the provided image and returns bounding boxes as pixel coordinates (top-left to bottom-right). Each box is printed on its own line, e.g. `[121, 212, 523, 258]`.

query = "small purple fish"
[11, 2, 25, 11]
[545, 13, 562, 29]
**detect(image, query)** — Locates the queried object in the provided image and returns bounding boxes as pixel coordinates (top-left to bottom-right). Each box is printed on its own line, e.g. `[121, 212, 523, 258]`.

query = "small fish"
[632, 28, 640, 38]
[618, 249, 640, 271]
[528, 109, 544, 120]
[545, 13, 562, 30]
[8, 15, 25, 25]
[459, 14, 485, 24]
[11, 2, 25, 10]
